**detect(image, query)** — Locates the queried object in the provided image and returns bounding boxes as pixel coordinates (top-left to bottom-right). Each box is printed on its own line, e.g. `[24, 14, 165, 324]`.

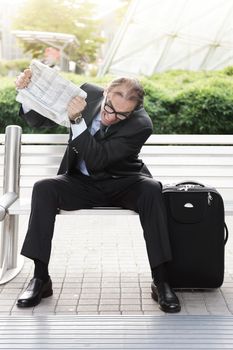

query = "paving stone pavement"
[0, 215, 232, 316]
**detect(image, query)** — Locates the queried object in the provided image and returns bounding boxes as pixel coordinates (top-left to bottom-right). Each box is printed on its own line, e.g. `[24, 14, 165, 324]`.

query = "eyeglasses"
[103, 100, 132, 121]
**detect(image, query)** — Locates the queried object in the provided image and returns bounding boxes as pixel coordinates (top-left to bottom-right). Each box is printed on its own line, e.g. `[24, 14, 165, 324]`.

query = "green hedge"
[1, 69, 233, 134]
[0, 59, 31, 76]
[142, 69, 233, 134]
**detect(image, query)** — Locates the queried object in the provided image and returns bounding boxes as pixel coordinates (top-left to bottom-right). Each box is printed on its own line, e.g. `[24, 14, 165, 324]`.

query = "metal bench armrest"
[0, 192, 18, 221]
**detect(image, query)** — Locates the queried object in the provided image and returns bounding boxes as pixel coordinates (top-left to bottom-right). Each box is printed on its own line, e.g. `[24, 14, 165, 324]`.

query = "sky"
[0, 0, 124, 17]
[91, 0, 124, 17]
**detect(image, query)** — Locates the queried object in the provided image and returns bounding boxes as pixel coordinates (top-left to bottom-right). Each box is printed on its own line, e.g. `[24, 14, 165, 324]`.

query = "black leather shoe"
[151, 280, 181, 313]
[17, 277, 53, 308]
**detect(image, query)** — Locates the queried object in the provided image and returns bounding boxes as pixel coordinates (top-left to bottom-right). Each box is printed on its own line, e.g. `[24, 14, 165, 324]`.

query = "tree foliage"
[13, 0, 104, 71]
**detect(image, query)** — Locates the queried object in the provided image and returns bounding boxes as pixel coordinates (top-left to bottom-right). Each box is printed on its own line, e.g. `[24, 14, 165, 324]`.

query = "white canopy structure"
[98, 0, 233, 76]
[12, 30, 79, 71]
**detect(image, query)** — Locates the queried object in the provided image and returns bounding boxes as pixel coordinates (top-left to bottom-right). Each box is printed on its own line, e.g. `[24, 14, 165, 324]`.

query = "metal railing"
[0, 125, 23, 284]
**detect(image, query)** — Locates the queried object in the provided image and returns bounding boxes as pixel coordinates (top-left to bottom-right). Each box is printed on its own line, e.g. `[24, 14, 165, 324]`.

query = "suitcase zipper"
[208, 192, 213, 206]
[163, 186, 219, 196]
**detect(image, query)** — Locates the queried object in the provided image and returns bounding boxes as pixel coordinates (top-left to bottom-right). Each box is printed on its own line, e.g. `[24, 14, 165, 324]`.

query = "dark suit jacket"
[20, 83, 153, 180]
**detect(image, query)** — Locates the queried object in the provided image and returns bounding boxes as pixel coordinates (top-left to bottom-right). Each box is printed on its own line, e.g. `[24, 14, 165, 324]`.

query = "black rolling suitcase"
[162, 181, 228, 289]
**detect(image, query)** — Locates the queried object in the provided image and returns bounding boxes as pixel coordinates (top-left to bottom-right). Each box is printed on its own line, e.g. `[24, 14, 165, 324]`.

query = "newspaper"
[16, 60, 87, 127]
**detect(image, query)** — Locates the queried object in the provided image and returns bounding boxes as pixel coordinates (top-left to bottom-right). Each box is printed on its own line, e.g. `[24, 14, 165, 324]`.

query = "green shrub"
[222, 66, 233, 76]
[0, 59, 31, 76]
[0, 62, 8, 77]
[142, 71, 233, 134]
[172, 80, 233, 134]
[0, 80, 67, 134]
[0, 87, 20, 130]
[0, 70, 233, 134]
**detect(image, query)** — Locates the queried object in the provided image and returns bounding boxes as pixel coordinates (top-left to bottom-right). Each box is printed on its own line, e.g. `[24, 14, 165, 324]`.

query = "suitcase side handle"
[224, 223, 229, 245]
[176, 181, 205, 187]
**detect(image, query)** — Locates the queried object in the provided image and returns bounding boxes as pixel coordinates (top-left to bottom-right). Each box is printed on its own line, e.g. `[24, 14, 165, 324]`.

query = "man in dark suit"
[15, 71, 180, 313]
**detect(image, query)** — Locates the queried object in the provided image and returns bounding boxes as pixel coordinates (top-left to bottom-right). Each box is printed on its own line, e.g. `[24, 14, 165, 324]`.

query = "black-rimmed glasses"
[103, 100, 132, 121]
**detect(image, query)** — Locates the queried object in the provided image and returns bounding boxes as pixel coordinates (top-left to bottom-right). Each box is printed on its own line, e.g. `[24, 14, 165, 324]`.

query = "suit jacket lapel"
[94, 122, 120, 141]
[82, 97, 103, 126]
[104, 119, 127, 138]
[95, 118, 128, 140]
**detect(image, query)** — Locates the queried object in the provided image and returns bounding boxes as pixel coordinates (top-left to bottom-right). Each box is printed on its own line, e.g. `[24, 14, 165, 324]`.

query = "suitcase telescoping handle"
[176, 181, 205, 187]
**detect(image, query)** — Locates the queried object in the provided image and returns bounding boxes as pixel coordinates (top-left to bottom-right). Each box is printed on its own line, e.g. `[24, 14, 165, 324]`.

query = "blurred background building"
[0, 2, 23, 60]
[1, 0, 233, 75]
[98, 0, 233, 76]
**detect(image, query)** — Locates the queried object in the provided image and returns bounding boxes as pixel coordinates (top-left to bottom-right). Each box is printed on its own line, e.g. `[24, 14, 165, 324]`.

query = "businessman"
[15, 71, 180, 313]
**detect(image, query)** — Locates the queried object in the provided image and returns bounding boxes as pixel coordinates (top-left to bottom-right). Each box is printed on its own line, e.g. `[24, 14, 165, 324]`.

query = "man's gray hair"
[107, 77, 144, 108]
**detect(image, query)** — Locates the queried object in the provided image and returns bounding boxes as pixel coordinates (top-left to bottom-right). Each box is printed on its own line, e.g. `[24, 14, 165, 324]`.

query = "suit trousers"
[21, 173, 172, 270]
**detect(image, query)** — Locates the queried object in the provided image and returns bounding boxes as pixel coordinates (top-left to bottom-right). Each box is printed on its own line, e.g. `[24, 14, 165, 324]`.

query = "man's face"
[100, 85, 137, 126]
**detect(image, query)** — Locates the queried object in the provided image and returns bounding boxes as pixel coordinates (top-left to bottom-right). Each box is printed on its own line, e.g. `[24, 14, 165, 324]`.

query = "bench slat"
[1, 158, 233, 169]
[149, 166, 233, 176]
[2, 133, 233, 145]
[8, 199, 137, 215]
[17, 134, 233, 145]
[21, 145, 66, 154]
[20, 144, 233, 155]
[4, 187, 231, 201]
[140, 145, 233, 154]
[148, 134, 233, 145]
[140, 157, 233, 166]
[8, 198, 233, 216]
[1, 177, 233, 190]
[14, 166, 233, 177]
[10, 156, 233, 166]
[11, 165, 231, 177]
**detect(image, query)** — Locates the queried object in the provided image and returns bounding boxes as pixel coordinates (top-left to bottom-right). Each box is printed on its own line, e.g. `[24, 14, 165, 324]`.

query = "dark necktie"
[99, 123, 107, 137]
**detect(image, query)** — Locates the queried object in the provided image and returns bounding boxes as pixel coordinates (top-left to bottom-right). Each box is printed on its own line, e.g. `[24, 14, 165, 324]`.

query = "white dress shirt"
[71, 112, 101, 175]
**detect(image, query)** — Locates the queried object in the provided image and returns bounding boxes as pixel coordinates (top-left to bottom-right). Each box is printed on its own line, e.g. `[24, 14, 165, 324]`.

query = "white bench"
[0, 125, 233, 284]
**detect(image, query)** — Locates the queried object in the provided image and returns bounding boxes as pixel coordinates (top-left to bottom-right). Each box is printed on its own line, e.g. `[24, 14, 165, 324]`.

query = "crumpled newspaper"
[16, 60, 87, 127]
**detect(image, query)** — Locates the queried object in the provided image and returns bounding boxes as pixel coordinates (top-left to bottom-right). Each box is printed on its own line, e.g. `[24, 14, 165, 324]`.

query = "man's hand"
[15, 69, 32, 89]
[67, 96, 87, 121]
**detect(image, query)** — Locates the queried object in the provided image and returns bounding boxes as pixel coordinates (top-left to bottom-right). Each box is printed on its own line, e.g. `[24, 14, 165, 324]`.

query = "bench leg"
[0, 215, 24, 284]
